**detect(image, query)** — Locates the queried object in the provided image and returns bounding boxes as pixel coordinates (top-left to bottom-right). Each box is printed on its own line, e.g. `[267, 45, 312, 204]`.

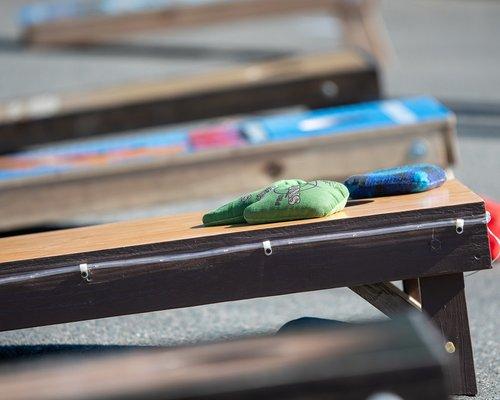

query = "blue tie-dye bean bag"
[344, 164, 447, 199]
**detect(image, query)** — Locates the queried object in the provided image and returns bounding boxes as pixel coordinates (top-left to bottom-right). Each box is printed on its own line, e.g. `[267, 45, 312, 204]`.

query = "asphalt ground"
[0, 1, 498, 398]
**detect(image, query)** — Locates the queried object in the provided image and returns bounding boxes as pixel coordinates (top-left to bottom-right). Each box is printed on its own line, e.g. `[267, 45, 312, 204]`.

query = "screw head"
[321, 81, 339, 99]
[445, 341, 456, 353]
[430, 238, 441, 252]
[408, 139, 429, 160]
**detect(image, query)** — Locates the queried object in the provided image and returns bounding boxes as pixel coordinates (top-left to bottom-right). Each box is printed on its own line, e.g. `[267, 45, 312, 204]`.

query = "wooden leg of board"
[349, 282, 421, 318]
[420, 273, 477, 396]
[403, 278, 421, 303]
[337, 0, 392, 64]
[357, 0, 393, 64]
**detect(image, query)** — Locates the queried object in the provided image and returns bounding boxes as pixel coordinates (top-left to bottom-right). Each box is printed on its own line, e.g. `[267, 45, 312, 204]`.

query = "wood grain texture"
[0, 180, 491, 331]
[0, 51, 378, 153]
[420, 273, 477, 396]
[0, 316, 448, 400]
[0, 119, 454, 231]
[350, 282, 420, 317]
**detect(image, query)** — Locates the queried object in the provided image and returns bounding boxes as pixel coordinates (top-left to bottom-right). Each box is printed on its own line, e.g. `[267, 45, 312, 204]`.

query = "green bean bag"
[203, 179, 349, 226]
[202, 179, 305, 226]
[244, 180, 349, 224]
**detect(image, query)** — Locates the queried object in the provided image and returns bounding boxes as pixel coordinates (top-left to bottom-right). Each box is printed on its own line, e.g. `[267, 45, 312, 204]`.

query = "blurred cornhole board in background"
[0, 96, 458, 232]
[0, 179, 491, 396]
[0, 50, 379, 153]
[20, 0, 392, 63]
[0, 316, 449, 400]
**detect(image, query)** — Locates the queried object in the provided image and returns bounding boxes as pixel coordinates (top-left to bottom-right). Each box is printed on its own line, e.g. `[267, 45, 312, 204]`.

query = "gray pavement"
[0, 0, 498, 398]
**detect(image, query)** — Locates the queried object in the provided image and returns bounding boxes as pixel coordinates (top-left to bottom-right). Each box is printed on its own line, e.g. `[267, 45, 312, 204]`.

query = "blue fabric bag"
[344, 164, 447, 199]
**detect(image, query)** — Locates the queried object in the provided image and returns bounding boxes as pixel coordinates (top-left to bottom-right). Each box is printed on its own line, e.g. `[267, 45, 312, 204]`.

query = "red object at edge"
[484, 197, 500, 262]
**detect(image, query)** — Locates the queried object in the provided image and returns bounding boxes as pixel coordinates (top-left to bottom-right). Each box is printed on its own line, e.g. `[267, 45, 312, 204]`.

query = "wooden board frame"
[0, 316, 448, 400]
[0, 180, 491, 396]
[0, 50, 379, 153]
[22, 0, 392, 63]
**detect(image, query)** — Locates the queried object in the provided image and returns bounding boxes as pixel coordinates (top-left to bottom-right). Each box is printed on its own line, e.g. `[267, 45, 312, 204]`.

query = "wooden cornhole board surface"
[0, 179, 491, 395]
[0, 50, 379, 153]
[0, 179, 490, 323]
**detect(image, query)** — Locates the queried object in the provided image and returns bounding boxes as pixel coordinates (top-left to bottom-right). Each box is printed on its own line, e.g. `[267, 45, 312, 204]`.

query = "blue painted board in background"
[241, 96, 452, 144]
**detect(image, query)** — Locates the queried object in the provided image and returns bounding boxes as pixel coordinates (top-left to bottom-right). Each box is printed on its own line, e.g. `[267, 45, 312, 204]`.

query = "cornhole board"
[0, 96, 457, 231]
[0, 316, 449, 400]
[20, 0, 392, 63]
[0, 50, 379, 153]
[0, 179, 492, 395]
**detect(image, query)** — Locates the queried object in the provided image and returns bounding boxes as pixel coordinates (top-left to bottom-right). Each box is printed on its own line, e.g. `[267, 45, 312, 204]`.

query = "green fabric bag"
[244, 180, 349, 224]
[202, 179, 305, 226]
[203, 179, 349, 226]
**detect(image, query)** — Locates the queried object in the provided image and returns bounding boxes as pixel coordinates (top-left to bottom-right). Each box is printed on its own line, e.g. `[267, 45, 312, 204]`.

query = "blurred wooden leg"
[337, 0, 393, 64]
